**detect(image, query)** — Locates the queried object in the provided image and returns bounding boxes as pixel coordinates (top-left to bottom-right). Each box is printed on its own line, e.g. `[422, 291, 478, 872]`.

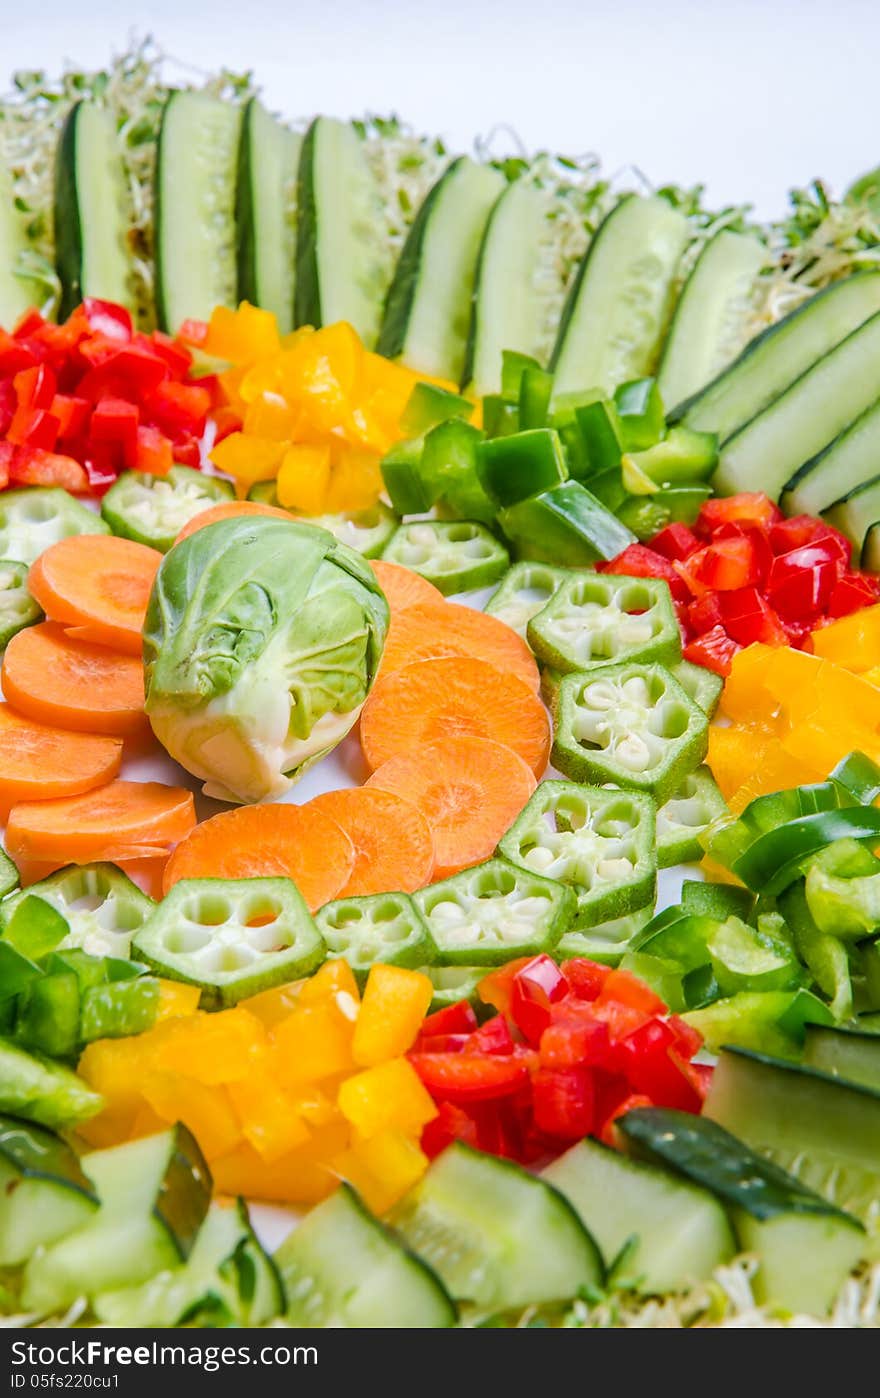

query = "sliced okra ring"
[656, 766, 729, 868]
[101, 466, 234, 552]
[310, 503, 400, 559]
[0, 559, 42, 649]
[556, 905, 654, 965]
[133, 876, 325, 1007]
[422, 964, 486, 1012]
[315, 892, 435, 983]
[671, 659, 723, 718]
[484, 561, 571, 639]
[497, 780, 657, 930]
[527, 572, 681, 675]
[0, 487, 109, 566]
[0, 861, 155, 959]
[413, 856, 575, 966]
[382, 521, 509, 596]
[552, 661, 708, 801]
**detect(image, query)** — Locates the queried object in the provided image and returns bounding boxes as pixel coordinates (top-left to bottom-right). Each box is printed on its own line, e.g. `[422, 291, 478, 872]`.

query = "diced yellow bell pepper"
[863, 665, 880, 690]
[333, 1131, 429, 1214]
[297, 958, 360, 1006]
[210, 431, 286, 486]
[811, 604, 880, 670]
[127, 1103, 169, 1141]
[241, 980, 304, 1029]
[243, 393, 299, 441]
[151, 1008, 267, 1085]
[780, 714, 880, 773]
[227, 1076, 312, 1163]
[75, 1103, 139, 1150]
[141, 1072, 243, 1161]
[203, 302, 282, 364]
[289, 1085, 341, 1128]
[77, 1036, 151, 1109]
[338, 1058, 437, 1139]
[706, 722, 778, 801]
[211, 1137, 342, 1205]
[323, 444, 384, 513]
[353, 965, 434, 1067]
[276, 444, 332, 514]
[154, 980, 202, 1022]
[272, 1001, 356, 1084]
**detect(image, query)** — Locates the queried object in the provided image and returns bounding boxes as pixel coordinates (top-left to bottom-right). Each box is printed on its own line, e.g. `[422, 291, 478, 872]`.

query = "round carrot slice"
[0, 703, 122, 808]
[162, 802, 355, 911]
[369, 559, 444, 612]
[27, 535, 162, 656]
[3, 622, 147, 736]
[307, 787, 435, 895]
[367, 735, 537, 879]
[360, 657, 551, 776]
[5, 779, 195, 865]
[174, 500, 292, 544]
[378, 600, 540, 692]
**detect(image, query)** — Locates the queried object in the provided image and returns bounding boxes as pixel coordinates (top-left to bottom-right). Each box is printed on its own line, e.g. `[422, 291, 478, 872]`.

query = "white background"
[6, 0, 880, 220]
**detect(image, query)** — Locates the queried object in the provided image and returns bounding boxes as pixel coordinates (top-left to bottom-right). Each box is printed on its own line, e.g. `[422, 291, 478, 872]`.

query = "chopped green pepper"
[413, 858, 575, 966]
[617, 485, 711, 539]
[570, 399, 624, 478]
[0, 942, 40, 1002]
[0, 487, 109, 566]
[101, 467, 234, 552]
[482, 395, 520, 439]
[382, 521, 509, 595]
[15, 972, 80, 1059]
[518, 367, 554, 430]
[830, 751, 880, 806]
[623, 426, 718, 486]
[497, 780, 656, 928]
[671, 659, 724, 718]
[552, 662, 708, 800]
[657, 767, 728, 867]
[498, 480, 636, 567]
[0, 863, 154, 961]
[805, 862, 880, 940]
[315, 892, 436, 984]
[421, 420, 495, 524]
[706, 915, 802, 995]
[731, 808, 880, 895]
[133, 877, 325, 1008]
[613, 378, 665, 450]
[778, 881, 853, 1021]
[2, 896, 69, 961]
[484, 561, 570, 638]
[528, 572, 681, 676]
[618, 950, 685, 1011]
[476, 428, 567, 507]
[0, 560, 42, 650]
[679, 879, 755, 923]
[682, 991, 809, 1059]
[381, 437, 432, 515]
[501, 350, 542, 400]
[632, 907, 717, 972]
[400, 382, 473, 436]
[79, 978, 159, 1043]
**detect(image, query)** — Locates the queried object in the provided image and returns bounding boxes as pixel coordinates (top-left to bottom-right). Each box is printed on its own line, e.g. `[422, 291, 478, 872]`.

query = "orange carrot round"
[5, 779, 195, 865]
[360, 656, 551, 776]
[378, 600, 540, 692]
[162, 802, 355, 911]
[27, 535, 162, 656]
[2, 622, 147, 736]
[306, 787, 435, 896]
[369, 559, 444, 612]
[367, 735, 537, 879]
[0, 703, 122, 808]
[174, 500, 292, 544]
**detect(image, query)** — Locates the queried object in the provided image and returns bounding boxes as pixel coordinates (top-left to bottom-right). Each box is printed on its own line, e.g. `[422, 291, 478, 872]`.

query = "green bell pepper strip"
[518, 367, 554, 430]
[380, 437, 433, 515]
[552, 662, 708, 801]
[498, 480, 636, 567]
[680, 879, 755, 923]
[618, 950, 685, 1011]
[400, 382, 473, 437]
[0, 848, 19, 900]
[706, 915, 803, 996]
[0, 942, 40, 1002]
[805, 863, 880, 940]
[482, 395, 520, 439]
[527, 571, 681, 676]
[382, 520, 509, 595]
[571, 399, 624, 477]
[0, 559, 42, 650]
[421, 965, 487, 1014]
[79, 978, 160, 1043]
[778, 881, 853, 1021]
[555, 905, 653, 965]
[0, 863, 154, 961]
[315, 892, 436, 984]
[623, 426, 718, 486]
[632, 907, 718, 972]
[100, 467, 234, 553]
[614, 378, 666, 450]
[484, 561, 570, 639]
[775, 987, 836, 1041]
[617, 485, 711, 539]
[656, 766, 728, 868]
[0, 487, 109, 566]
[15, 971, 80, 1059]
[830, 751, 880, 806]
[132, 877, 325, 1008]
[806, 837, 880, 878]
[497, 780, 656, 929]
[413, 857, 575, 966]
[742, 780, 853, 837]
[2, 896, 69, 961]
[41, 948, 115, 994]
[421, 420, 496, 524]
[501, 350, 542, 400]
[671, 659, 724, 718]
[682, 964, 724, 1009]
[476, 428, 567, 507]
[682, 990, 811, 1059]
[731, 808, 880, 895]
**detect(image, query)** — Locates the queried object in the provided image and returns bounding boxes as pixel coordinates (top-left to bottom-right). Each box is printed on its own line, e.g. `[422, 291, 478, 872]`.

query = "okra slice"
[0, 863, 154, 960]
[0, 560, 42, 649]
[382, 521, 509, 596]
[315, 892, 436, 983]
[671, 659, 723, 718]
[656, 766, 729, 867]
[247, 483, 399, 559]
[556, 905, 654, 965]
[422, 965, 486, 1012]
[133, 877, 325, 1008]
[101, 467, 234, 552]
[484, 561, 571, 639]
[413, 858, 575, 966]
[527, 572, 681, 676]
[552, 662, 709, 801]
[0, 487, 109, 566]
[497, 781, 656, 929]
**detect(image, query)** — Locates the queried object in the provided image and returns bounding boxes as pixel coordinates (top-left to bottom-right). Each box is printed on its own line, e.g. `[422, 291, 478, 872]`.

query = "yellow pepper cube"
[141, 1072, 243, 1162]
[152, 1008, 268, 1085]
[76, 1103, 141, 1150]
[324, 444, 384, 513]
[333, 1131, 430, 1215]
[227, 1075, 312, 1164]
[297, 958, 361, 1006]
[338, 1058, 437, 1139]
[154, 980, 202, 1022]
[276, 444, 332, 515]
[272, 1001, 357, 1084]
[78, 1036, 150, 1109]
[811, 604, 880, 670]
[211, 1136, 344, 1206]
[353, 965, 434, 1067]
[241, 980, 304, 1030]
[203, 302, 282, 364]
[243, 393, 298, 441]
[210, 431, 286, 487]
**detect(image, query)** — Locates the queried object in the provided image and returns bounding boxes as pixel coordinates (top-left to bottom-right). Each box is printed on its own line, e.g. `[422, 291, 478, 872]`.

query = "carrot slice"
[174, 500, 292, 545]
[6, 780, 196, 865]
[369, 559, 444, 612]
[367, 735, 537, 879]
[307, 788, 435, 895]
[162, 803, 355, 911]
[0, 703, 122, 808]
[360, 657, 551, 776]
[27, 535, 162, 656]
[378, 600, 540, 692]
[2, 622, 147, 736]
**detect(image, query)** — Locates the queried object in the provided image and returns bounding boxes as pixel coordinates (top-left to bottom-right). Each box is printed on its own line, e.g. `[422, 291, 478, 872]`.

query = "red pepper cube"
[133, 424, 174, 476]
[539, 1015, 611, 1069]
[420, 1000, 479, 1039]
[143, 380, 211, 439]
[9, 447, 88, 493]
[826, 572, 880, 619]
[420, 1101, 479, 1159]
[665, 1014, 703, 1060]
[532, 1065, 595, 1140]
[717, 586, 788, 646]
[408, 1051, 530, 1103]
[687, 591, 725, 634]
[766, 548, 839, 621]
[413, 1033, 472, 1054]
[600, 543, 691, 603]
[90, 398, 140, 458]
[462, 1015, 515, 1056]
[12, 309, 46, 340]
[50, 395, 91, 443]
[509, 955, 568, 1044]
[0, 332, 37, 376]
[77, 344, 169, 402]
[13, 363, 56, 409]
[149, 330, 193, 379]
[81, 298, 133, 343]
[477, 958, 536, 1018]
[178, 318, 209, 348]
[649, 522, 701, 562]
[682, 624, 739, 675]
[561, 958, 611, 1002]
[697, 492, 781, 536]
[598, 1091, 654, 1148]
[6, 406, 59, 450]
[171, 434, 202, 468]
[691, 535, 761, 592]
[617, 1020, 704, 1113]
[595, 968, 667, 1017]
[0, 442, 13, 489]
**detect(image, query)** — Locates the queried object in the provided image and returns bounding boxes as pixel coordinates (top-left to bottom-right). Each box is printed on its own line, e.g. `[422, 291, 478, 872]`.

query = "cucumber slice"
[657, 230, 765, 408]
[803, 1024, 880, 1091]
[0, 862, 155, 960]
[0, 1114, 98, 1267]
[621, 1107, 864, 1315]
[0, 487, 109, 567]
[391, 1142, 602, 1313]
[378, 157, 506, 382]
[236, 98, 300, 333]
[673, 270, 880, 438]
[714, 310, 880, 500]
[0, 168, 45, 325]
[543, 1134, 734, 1293]
[276, 1182, 455, 1327]
[465, 179, 549, 395]
[864, 523, 880, 572]
[551, 195, 690, 399]
[0, 1037, 102, 1128]
[484, 561, 571, 638]
[823, 472, 880, 557]
[101, 466, 235, 552]
[381, 520, 509, 595]
[784, 398, 880, 519]
[316, 892, 436, 984]
[155, 91, 243, 331]
[54, 101, 132, 320]
[295, 117, 387, 346]
[0, 559, 42, 650]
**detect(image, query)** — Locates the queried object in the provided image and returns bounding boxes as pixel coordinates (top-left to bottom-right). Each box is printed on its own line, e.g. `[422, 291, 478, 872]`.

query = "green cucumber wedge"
[236, 98, 301, 333]
[713, 310, 880, 500]
[464, 178, 549, 394]
[295, 116, 388, 346]
[0, 168, 45, 325]
[803, 1023, 880, 1091]
[822, 472, 880, 558]
[550, 194, 690, 399]
[784, 399, 880, 519]
[0, 1037, 102, 1129]
[863, 523, 880, 572]
[656, 230, 765, 407]
[155, 91, 243, 331]
[0, 1114, 98, 1267]
[378, 157, 506, 382]
[671, 270, 880, 438]
[55, 101, 133, 319]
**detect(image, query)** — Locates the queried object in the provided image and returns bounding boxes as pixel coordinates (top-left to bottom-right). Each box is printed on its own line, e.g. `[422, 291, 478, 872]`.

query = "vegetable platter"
[2, 43, 880, 1333]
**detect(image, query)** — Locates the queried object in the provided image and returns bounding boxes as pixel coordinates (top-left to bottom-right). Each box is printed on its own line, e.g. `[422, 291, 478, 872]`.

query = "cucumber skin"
[235, 98, 262, 310]
[293, 119, 321, 329]
[153, 96, 173, 332]
[377, 160, 460, 361]
[54, 104, 86, 321]
[460, 180, 498, 390]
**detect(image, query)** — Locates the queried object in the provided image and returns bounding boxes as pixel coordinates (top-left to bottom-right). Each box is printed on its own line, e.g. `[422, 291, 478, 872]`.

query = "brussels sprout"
[143, 516, 389, 804]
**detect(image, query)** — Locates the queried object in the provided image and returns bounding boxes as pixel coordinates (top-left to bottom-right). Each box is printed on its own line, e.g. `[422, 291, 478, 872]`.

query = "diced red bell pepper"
[591, 998, 651, 1044]
[532, 1065, 595, 1140]
[509, 955, 568, 1044]
[13, 363, 57, 409]
[132, 424, 173, 476]
[0, 381, 14, 438]
[598, 1091, 654, 1148]
[687, 591, 725, 634]
[9, 447, 88, 493]
[600, 543, 691, 603]
[412, 1033, 472, 1054]
[77, 345, 169, 402]
[713, 521, 774, 586]
[177, 318, 209, 348]
[717, 586, 788, 646]
[766, 547, 839, 621]
[0, 442, 13, 489]
[616, 1019, 703, 1112]
[477, 958, 535, 1017]
[665, 1014, 703, 1060]
[90, 398, 140, 458]
[81, 454, 121, 494]
[677, 535, 761, 594]
[11, 308, 46, 340]
[767, 514, 850, 559]
[50, 395, 91, 442]
[211, 405, 243, 445]
[149, 330, 193, 378]
[649, 521, 701, 562]
[463, 1016, 515, 1056]
[561, 959, 611, 1001]
[7, 405, 58, 450]
[696, 492, 781, 535]
[682, 624, 740, 675]
[408, 1051, 531, 1103]
[827, 572, 880, 618]
[595, 968, 667, 1017]
[421, 1101, 479, 1159]
[171, 434, 202, 468]
[143, 380, 211, 438]
[420, 1001, 479, 1039]
[81, 298, 133, 343]
[0, 328, 38, 375]
[539, 1016, 611, 1069]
